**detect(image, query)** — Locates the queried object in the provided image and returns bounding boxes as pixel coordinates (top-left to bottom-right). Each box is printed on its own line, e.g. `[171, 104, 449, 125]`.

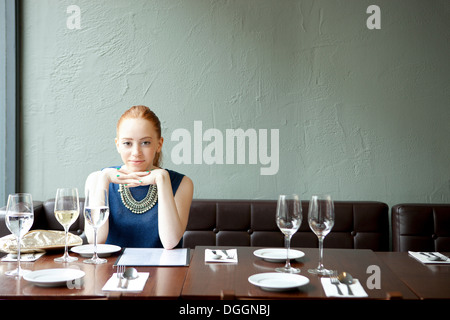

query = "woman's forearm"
[155, 170, 193, 249]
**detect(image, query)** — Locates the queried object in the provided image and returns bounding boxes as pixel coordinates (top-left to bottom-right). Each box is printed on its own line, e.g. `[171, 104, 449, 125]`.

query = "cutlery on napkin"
[205, 249, 238, 263]
[1, 252, 45, 262]
[321, 277, 368, 298]
[102, 272, 150, 292]
[408, 251, 450, 264]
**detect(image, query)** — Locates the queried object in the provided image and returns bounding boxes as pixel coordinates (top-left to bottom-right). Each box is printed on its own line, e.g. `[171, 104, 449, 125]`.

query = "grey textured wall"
[20, 0, 450, 207]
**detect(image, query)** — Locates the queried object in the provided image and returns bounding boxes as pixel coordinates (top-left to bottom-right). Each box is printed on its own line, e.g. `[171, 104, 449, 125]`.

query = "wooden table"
[1, 247, 449, 301]
[181, 246, 419, 300]
[376, 252, 450, 300]
[0, 251, 189, 300]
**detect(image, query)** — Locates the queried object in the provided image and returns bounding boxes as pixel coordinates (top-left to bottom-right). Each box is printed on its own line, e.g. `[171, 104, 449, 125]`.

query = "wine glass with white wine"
[54, 188, 80, 262]
[5, 193, 34, 276]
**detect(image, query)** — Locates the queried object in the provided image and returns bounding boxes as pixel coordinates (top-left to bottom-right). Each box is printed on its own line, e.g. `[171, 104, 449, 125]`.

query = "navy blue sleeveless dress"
[105, 168, 185, 248]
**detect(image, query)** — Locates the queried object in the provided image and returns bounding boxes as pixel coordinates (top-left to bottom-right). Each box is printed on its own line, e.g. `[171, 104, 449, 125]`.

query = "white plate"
[248, 272, 310, 291]
[71, 244, 121, 257]
[24, 268, 85, 287]
[253, 248, 305, 262]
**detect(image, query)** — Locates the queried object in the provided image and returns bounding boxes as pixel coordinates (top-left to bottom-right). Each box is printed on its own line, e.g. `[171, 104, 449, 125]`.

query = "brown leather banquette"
[391, 203, 450, 252]
[183, 199, 390, 251]
[0, 198, 390, 251]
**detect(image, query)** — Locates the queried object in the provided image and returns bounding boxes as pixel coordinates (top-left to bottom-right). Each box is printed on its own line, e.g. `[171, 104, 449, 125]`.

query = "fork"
[116, 265, 125, 288]
[428, 252, 449, 261]
[330, 271, 343, 296]
[222, 250, 234, 259]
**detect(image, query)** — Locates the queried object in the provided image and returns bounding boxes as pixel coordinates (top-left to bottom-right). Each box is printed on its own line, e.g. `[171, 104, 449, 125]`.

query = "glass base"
[54, 255, 78, 263]
[83, 257, 107, 264]
[308, 267, 333, 276]
[6, 267, 31, 277]
[276, 266, 301, 274]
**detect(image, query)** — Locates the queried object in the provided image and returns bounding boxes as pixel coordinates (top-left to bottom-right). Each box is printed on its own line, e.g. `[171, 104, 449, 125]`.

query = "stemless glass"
[275, 194, 302, 273]
[83, 188, 109, 264]
[5, 193, 34, 276]
[308, 194, 335, 275]
[54, 188, 80, 262]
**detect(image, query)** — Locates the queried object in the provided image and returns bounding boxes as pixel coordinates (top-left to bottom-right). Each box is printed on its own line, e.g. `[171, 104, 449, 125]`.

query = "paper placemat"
[102, 272, 150, 292]
[408, 251, 450, 264]
[205, 249, 238, 263]
[1, 252, 45, 262]
[321, 277, 368, 298]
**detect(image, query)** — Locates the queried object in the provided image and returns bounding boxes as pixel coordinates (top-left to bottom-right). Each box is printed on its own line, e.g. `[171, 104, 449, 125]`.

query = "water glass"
[83, 188, 109, 264]
[5, 193, 34, 276]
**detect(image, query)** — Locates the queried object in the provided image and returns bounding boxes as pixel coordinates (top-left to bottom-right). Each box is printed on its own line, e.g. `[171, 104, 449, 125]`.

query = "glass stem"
[64, 227, 69, 258]
[93, 228, 99, 260]
[318, 236, 324, 270]
[17, 236, 22, 273]
[285, 234, 291, 269]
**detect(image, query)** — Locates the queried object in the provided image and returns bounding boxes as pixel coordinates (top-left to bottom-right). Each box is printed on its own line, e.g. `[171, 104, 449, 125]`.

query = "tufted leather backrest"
[391, 204, 450, 252]
[1, 198, 389, 250]
[183, 199, 389, 251]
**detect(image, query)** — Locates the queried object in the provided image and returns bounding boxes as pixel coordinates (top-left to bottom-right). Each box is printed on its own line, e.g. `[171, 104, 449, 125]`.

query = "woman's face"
[115, 118, 163, 172]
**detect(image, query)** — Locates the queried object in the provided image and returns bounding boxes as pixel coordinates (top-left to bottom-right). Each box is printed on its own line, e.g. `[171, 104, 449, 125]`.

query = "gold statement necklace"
[118, 184, 158, 214]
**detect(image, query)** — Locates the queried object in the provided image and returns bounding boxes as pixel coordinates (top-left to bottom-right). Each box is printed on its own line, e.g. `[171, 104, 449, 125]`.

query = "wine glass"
[5, 193, 34, 277]
[308, 194, 335, 275]
[275, 194, 302, 273]
[54, 188, 80, 262]
[83, 188, 109, 264]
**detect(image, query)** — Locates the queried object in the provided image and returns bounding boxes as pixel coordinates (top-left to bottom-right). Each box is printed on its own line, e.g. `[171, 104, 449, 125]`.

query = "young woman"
[84, 105, 193, 249]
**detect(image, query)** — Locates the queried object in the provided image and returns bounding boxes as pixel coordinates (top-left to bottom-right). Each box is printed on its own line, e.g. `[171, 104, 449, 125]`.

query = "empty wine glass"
[275, 194, 302, 273]
[54, 188, 80, 262]
[308, 194, 335, 275]
[5, 193, 34, 276]
[83, 188, 109, 264]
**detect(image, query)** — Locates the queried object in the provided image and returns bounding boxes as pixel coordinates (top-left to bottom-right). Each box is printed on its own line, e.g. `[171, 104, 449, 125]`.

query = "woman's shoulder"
[165, 168, 184, 178]
[164, 169, 191, 192]
[164, 168, 186, 184]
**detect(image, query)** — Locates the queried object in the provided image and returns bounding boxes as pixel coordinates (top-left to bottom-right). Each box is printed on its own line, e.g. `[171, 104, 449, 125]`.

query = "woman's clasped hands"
[106, 166, 163, 188]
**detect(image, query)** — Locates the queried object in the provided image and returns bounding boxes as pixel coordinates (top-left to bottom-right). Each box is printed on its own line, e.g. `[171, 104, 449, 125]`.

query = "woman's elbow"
[161, 236, 183, 250]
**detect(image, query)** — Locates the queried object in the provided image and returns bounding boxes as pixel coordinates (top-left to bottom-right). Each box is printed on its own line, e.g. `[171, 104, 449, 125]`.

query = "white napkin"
[408, 251, 450, 264]
[321, 277, 368, 298]
[1, 252, 45, 262]
[205, 249, 238, 263]
[102, 272, 150, 292]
